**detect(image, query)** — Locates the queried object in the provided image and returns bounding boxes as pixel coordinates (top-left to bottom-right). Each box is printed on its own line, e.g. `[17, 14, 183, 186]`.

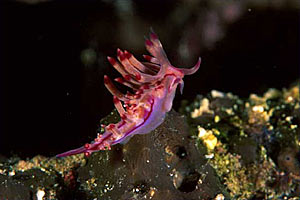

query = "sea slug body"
[57, 31, 201, 157]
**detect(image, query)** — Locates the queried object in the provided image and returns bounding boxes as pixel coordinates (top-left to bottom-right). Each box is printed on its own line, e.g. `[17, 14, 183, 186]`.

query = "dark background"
[1, 0, 299, 158]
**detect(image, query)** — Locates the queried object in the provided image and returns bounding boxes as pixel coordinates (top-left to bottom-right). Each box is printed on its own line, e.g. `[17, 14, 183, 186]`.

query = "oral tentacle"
[179, 81, 184, 95]
[178, 57, 202, 75]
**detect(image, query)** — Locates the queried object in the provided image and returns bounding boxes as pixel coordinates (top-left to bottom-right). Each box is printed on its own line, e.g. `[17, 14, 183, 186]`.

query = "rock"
[77, 110, 229, 199]
[0, 110, 228, 200]
[1, 84, 298, 199]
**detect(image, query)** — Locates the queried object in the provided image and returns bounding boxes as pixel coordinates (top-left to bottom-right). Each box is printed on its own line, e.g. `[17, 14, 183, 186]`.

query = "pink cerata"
[57, 31, 201, 157]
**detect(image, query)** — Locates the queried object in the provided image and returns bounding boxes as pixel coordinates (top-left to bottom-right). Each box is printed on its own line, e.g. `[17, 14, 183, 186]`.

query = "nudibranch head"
[56, 30, 201, 157]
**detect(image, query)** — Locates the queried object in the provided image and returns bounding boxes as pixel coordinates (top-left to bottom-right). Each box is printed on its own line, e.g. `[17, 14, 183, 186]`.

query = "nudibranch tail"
[56, 131, 113, 157]
[56, 30, 201, 157]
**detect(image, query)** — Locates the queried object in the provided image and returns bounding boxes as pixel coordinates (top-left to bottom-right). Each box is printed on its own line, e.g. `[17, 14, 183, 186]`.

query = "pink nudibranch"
[56, 31, 201, 157]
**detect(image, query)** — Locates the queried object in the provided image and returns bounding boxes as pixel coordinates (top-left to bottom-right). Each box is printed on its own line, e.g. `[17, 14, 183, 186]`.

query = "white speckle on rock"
[36, 189, 45, 200]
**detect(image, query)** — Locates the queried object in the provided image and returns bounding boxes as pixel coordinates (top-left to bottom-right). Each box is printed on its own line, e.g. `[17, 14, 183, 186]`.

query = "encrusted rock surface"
[0, 83, 299, 199]
[0, 110, 228, 200]
[181, 83, 299, 199]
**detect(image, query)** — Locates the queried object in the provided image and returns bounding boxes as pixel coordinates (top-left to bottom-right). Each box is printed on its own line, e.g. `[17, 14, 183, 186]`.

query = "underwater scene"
[1, 0, 300, 199]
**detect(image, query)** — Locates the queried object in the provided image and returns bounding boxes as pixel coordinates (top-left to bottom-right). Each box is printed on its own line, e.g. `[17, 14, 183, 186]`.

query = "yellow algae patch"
[211, 90, 225, 98]
[283, 85, 299, 103]
[198, 126, 218, 151]
[246, 102, 270, 125]
[13, 154, 85, 175]
[191, 98, 214, 118]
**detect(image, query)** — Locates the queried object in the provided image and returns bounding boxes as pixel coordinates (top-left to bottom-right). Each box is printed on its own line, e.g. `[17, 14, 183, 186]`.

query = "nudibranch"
[57, 31, 201, 157]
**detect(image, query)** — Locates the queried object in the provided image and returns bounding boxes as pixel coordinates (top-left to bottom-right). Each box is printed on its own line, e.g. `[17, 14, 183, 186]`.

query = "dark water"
[1, 0, 299, 158]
